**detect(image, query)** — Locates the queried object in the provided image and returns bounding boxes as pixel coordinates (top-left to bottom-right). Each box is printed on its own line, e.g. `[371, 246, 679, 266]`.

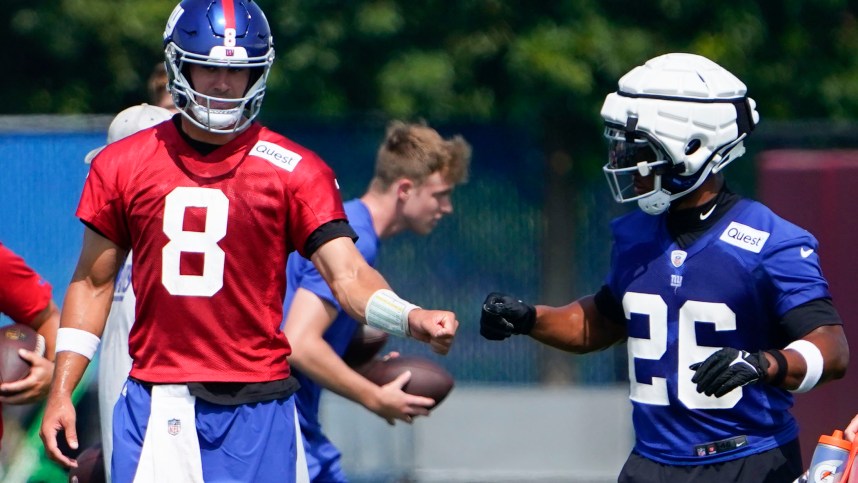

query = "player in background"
[479, 53, 848, 482]
[283, 120, 470, 482]
[86, 103, 174, 481]
[0, 243, 58, 441]
[39, 1, 458, 482]
[147, 62, 179, 112]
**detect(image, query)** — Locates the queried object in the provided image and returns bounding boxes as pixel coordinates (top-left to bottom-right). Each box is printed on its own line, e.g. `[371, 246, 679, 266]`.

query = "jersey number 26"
[625, 292, 743, 410]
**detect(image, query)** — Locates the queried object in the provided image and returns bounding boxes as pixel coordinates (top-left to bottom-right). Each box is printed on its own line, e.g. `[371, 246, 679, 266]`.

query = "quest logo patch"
[718, 221, 770, 253]
[250, 141, 303, 172]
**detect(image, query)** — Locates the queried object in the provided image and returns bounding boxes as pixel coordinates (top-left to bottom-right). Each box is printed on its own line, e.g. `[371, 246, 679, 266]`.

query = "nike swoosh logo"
[699, 204, 717, 220]
[800, 247, 814, 258]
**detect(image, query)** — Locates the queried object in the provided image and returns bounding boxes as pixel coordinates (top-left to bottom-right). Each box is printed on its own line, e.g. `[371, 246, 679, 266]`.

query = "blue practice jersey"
[607, 199, 831, 465]
[283, 199, 379, 433]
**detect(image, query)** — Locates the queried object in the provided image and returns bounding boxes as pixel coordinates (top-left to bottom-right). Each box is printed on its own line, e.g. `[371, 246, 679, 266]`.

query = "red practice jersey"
[79, 120, 347, 384]
[0, 243, 52, 324]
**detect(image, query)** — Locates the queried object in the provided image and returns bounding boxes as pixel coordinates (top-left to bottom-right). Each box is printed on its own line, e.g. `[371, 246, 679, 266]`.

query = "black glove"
[480, 292, 536, 341]
[689, 348, 769, 398]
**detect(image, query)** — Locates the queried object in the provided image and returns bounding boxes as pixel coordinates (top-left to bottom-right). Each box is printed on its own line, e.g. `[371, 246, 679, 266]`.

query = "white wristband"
[366, 289, 419, 338]
[56, 328, 101, 360]
[785, 339, 823, 393]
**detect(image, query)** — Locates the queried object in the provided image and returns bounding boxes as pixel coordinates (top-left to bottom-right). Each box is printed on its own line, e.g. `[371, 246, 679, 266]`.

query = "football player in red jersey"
[0, 243, 58, 426]
[39, 1, 458, 481]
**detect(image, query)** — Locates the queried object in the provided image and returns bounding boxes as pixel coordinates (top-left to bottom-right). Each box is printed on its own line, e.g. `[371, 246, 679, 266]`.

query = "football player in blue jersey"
[479, 53, 849, 483]
[282, 121, 470, 482]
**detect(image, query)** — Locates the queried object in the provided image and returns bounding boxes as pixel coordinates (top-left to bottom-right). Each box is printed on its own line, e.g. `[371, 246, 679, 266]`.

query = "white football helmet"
[600, 53, 759, 215]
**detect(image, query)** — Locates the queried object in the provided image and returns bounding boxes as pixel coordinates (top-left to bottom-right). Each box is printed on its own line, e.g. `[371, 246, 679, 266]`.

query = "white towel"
[133, 385, 204, 483]
[295, 405, 310, 483]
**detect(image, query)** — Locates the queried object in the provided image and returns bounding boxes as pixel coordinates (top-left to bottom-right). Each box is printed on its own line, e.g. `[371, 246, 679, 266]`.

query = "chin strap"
[711, 134, 747, 175]
[637, 189, 672, 215]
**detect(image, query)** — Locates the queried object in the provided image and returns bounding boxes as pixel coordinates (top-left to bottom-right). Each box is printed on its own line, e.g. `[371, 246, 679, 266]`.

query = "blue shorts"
[112, 379, 307, 482]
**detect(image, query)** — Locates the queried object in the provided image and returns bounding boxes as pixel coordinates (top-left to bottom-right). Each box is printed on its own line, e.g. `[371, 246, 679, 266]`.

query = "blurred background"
[3, 0, 858, 481]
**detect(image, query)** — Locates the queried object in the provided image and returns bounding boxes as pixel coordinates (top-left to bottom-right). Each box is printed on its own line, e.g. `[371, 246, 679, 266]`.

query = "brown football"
[68, 442, 106, 483]
[343, 324, 389, 368]
[0, 323, 44, 383]
[360, 355, 454, 409]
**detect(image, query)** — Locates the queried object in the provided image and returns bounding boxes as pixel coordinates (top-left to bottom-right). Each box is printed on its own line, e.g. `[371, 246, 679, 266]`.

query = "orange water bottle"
[807, 430, 852, 483]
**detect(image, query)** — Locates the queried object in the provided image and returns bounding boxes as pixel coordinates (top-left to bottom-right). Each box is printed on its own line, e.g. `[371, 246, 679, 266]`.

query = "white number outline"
[161, 187, 229, 297]
[624, 292, 741, 409]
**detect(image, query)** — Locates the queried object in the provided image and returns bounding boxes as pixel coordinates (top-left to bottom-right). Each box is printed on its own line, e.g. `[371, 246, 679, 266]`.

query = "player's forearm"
[49, 275, 112, 388]
[48, 351, 91, 399]
[31, 300, 60, 360]
[765, 324, 848, 390]
[290, 341, 381, 409]
[806, 325, 849, 383]
[530, 297, 627, 353]
[59, 278, 113, 337]
[311, 237, 392, 324]
[329, 263, 391, 324]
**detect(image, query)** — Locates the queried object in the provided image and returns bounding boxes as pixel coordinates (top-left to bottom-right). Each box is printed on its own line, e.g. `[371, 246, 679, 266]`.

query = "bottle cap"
[818, 430, 852, 451]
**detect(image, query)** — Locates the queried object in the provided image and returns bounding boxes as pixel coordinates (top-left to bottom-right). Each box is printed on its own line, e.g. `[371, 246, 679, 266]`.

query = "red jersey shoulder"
[90, 122, 171, 178]
[0, 244, 33, 280]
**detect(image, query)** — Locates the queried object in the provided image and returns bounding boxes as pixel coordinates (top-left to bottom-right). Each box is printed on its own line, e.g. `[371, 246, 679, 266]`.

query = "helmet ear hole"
[684, 139, 702, 155]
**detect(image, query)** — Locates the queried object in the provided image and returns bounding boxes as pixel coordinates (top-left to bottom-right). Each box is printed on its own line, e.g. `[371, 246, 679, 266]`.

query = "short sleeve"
[286, 162, 347, 258]
[763, 233, 831, 317]
[0, 244, 52, 324]
[77, 154, 131, 248]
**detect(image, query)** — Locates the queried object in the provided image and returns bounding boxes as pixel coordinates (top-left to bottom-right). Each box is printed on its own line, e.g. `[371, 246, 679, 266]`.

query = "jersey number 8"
[162, 187, 229, 297]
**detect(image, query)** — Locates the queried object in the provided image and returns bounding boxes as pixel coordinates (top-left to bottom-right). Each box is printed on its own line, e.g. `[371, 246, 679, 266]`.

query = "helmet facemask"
[166, 43, 272, 134]
[602, 125, 672, 212]
[602, 123, 738, 215]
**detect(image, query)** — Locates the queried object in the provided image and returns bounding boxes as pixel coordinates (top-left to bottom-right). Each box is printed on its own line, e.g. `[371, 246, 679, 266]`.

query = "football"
[0, 323, 45, 383]
[68, 442, 105, 483]
[343, 324, 389, 368]
[360, 355, 454, 409]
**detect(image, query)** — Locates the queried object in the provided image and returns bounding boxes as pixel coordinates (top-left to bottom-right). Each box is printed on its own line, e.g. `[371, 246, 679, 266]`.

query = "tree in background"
[3, 1, 857, 124]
